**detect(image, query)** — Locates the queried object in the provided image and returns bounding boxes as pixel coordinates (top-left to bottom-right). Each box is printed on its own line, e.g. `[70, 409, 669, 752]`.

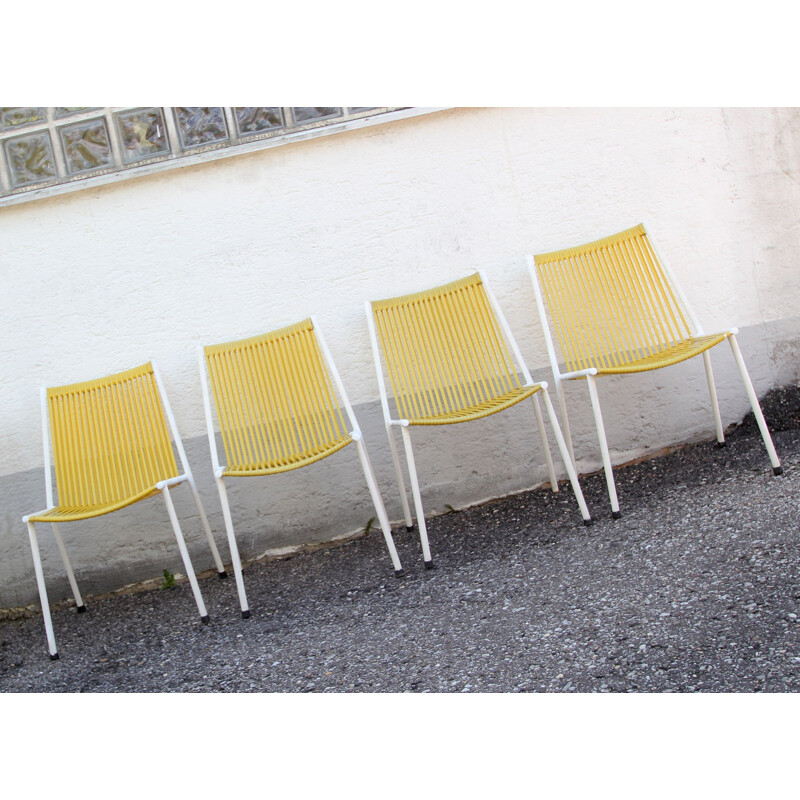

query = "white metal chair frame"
[198, 315, 404, 620]
[366, 269, 593, 570]
[527, 222, 783, 518]
[23, 361, 226, 660]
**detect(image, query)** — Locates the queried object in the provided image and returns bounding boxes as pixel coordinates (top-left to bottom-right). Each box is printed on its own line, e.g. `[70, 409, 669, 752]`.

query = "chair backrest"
[203, 318, 351, 475]
[533, 223, 695, 374]
[46, 362, 178, 508]
[370, 272, 527, 422]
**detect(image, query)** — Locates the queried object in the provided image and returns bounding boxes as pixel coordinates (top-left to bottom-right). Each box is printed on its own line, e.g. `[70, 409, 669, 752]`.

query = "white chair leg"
[161, 486, 209, 623]
[399, 425, 434, 568]
[556, 378, 577, 468]
[353, 436, 404, 576]
[702, 351, 725, 445]
[386, 423, 414, 529]
[50, 523, 85, 612]
[215, 476, 251, 618]
[26, 521, 59, 659]
[728, 334, 782, 474]
[531, 391, 558, 492]
[586, 374, 621, 518]
[186, 476, 227, 577]
[540, 388, 593, 524]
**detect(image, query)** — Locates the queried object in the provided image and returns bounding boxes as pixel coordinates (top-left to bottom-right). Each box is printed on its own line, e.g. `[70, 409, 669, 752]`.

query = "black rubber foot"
[424, 560, 436, 570]
[774, 466, 784, 476]
[200, 615, 210, 625]
[612, 511, 622, 520]
[406, 525, 414, 532]
[217, 571, 228, 580]
[395, 569, 405, 578]
[583, 518, 594, 527]
[76, 605, 87, 613]
[50, 652, 59, 661]
[715, 441, 727, 448]
[242, 610, 251, 619]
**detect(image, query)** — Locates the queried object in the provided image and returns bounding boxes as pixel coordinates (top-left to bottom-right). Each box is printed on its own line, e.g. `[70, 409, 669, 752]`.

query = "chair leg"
[353, 437, 404, 577]
[386, 423, 414, 530]
[186, 477, 228, 578]
[26, 521, 59, 659]
[215, 476, 251, 618]
[531, 391, 558, 492]
[727, 334, 782, 474]
[702, 351, 726, 446]
[399, 425, 434, 568]
[540, 388, 592, 525]
[555, 378, 577, 468]
[50, 523, 85, 612]
[586, 374, 621, 518]
[161, 486, 209, 623]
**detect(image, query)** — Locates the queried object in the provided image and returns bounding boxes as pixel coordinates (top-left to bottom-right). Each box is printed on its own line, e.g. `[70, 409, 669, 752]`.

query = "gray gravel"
[2, 386, 800, 693]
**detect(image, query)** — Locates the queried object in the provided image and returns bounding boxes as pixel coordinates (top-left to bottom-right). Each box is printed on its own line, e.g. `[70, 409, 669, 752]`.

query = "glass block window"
[0, 106, 415, 204]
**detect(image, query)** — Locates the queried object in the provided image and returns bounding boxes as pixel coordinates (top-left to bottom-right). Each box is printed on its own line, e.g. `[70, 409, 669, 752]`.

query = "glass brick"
[0, 107, 47, 130]
[59, 118, 113, 175]
[234, 107, 284, 137]
[292, 107, 342, 124]
[115, 107, 169, 164]
[3, 130, 57, 187]
[174, 107, 228, 149]
[54, 107, 95, 118]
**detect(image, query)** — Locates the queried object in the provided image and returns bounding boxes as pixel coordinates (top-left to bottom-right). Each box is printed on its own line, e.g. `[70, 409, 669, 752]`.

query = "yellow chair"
[22, 361, 227, 660]
[366, 271, 592, 568]
[528, 222, 782, 517]
[199, 317, 404, 619]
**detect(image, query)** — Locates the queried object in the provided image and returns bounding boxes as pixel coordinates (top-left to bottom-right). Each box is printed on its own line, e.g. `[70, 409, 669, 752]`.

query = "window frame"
[0, 107, 446, 208]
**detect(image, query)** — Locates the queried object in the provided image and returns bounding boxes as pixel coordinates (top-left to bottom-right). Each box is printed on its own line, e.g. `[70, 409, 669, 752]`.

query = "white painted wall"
[2, 107, 800, 608]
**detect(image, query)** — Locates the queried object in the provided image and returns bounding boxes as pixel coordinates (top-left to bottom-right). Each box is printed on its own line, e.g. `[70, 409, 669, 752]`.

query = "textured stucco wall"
[1, 107, 800, 608]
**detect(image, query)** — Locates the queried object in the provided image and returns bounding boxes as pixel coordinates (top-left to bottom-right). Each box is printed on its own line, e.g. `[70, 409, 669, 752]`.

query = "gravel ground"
[2, 386, 800, 693]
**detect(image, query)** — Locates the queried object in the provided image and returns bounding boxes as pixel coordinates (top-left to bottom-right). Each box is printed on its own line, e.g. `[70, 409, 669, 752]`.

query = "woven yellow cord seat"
[372, 274, 540, 425]
[27, 492, 161, 523]
[401, 385, 542, 426]
[35, 363, 179, 519]
[204, 321, 353, 478]
[592, 334, 730, 375]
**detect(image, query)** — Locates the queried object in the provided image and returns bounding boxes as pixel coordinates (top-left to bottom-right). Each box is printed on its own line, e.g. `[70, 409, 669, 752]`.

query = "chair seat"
[592, 333, 729, 376]
[28, 487, 161, 523]
[404, 385, 541, 426]
[221, 435, 353, 477]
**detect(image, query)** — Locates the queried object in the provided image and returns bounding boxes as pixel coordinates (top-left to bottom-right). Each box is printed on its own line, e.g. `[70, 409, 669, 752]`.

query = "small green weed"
[364, 517, 376, 536]
[160, 569, 176, 590]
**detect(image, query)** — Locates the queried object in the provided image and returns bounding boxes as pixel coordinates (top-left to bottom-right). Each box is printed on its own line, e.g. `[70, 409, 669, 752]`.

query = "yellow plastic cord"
[30, 362, 179, 522]
[371, 273, 539, 425]
[535, 224, 728, 375]
[204, 319, 351, 476]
